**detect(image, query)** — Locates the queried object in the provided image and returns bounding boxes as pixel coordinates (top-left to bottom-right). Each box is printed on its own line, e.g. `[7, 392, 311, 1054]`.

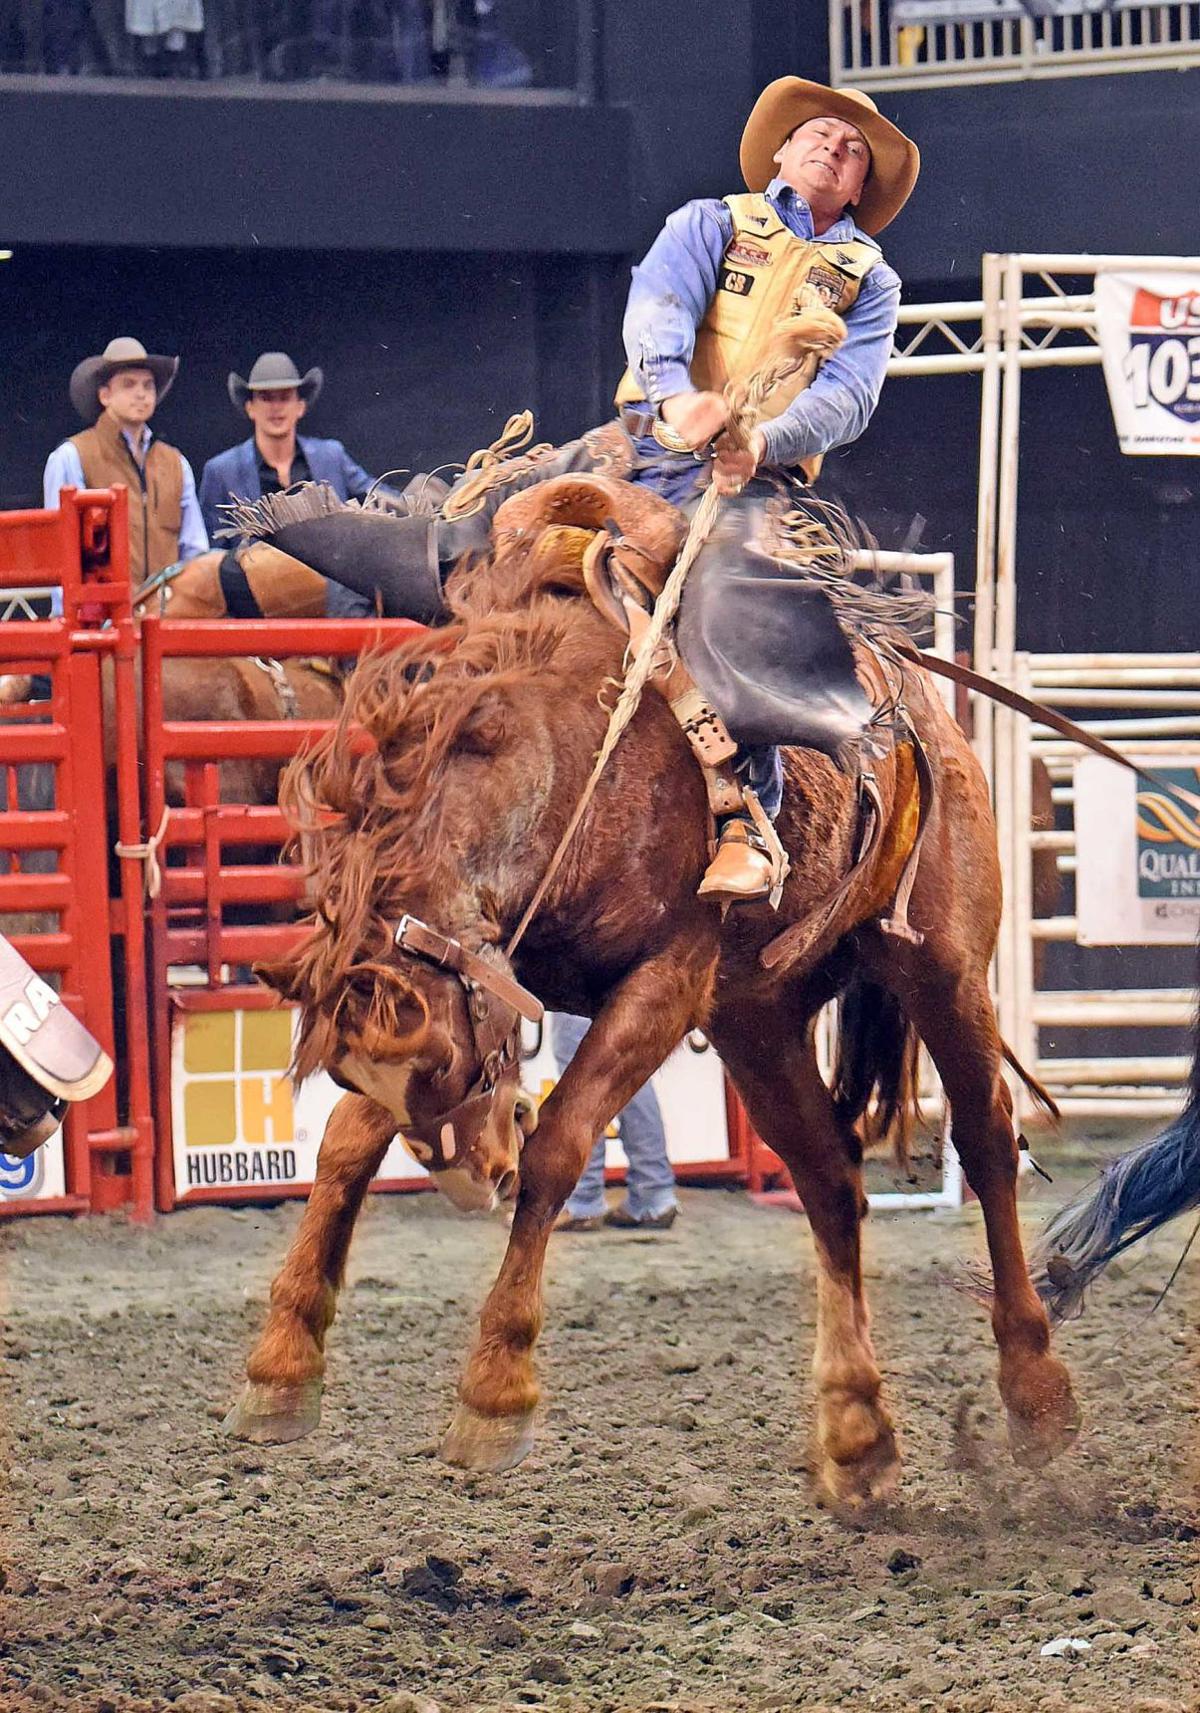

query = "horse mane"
[270, 538, 584, 1072]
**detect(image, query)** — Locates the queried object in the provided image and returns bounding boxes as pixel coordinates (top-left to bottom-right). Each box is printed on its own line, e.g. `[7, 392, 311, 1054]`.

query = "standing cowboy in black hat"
[199, 353, 379, 617]
[43, 336, 209, 587]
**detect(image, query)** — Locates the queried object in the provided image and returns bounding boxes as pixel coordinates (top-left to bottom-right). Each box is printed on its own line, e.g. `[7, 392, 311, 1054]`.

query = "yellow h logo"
[240, 1075, 295, 1146]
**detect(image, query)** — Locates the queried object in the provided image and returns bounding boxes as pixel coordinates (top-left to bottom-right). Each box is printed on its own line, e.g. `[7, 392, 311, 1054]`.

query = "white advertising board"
[170, 1007, 729, 1201]
[1096, 272, 1200, 457]
[0, 1128, 66, 1205]
[1075, 755, 1200, 945]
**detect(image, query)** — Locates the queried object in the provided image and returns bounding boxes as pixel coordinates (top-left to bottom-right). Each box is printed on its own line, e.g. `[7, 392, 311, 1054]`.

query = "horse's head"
[257, 914, 540, 1214]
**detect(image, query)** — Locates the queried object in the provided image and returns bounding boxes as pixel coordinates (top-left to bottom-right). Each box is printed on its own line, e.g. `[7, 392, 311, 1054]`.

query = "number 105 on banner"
[1097, 272, 1200, 456]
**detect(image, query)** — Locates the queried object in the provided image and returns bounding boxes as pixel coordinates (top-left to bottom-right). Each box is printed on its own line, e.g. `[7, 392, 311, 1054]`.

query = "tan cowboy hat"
[228, 351, 323, 412]
[740, 79, 919, 235]
[70, 336, 179, 423]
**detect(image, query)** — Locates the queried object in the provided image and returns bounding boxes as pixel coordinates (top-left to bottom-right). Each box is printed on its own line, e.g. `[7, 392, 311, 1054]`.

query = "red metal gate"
[140, 613, 429, 1211]
[0, 488, 153, 1217]
[0, 498, 752, 1218]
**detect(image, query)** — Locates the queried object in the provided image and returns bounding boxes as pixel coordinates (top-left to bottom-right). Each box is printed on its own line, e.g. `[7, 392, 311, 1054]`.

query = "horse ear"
[253, 957, 306, 1003]
[455, 689, 508, 756]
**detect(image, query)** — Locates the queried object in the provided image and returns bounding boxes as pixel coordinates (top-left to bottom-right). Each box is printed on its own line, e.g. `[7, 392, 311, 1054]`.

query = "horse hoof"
[439, 1403, 536, 1472]
[816, 1433, 902, 1511]
[814, 1396, 901, 1511]
[1004, 1360, 1082, 1469]
[221, 1378, 323, 1444]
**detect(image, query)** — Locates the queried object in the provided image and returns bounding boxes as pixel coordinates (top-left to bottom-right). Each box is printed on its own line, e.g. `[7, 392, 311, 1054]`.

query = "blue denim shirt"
[621, 177, 900, 472]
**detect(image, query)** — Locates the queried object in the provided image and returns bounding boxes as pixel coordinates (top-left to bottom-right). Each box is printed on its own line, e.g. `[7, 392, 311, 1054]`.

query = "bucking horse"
[218, 457, 1083, 1509]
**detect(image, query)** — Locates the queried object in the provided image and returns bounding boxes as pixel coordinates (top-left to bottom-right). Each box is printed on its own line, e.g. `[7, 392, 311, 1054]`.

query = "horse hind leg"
[891, 960, 1081, 1467]
[224, 1093, 396, 1443]
[714, 1008, 900, 1509]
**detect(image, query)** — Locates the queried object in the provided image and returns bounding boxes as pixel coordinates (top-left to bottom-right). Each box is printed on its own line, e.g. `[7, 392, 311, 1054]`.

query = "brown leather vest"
[71, 412, 185, 581]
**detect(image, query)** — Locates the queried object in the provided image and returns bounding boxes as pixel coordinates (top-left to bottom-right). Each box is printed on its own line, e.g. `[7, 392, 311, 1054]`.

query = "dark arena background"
[1, 4, 1199, 1711]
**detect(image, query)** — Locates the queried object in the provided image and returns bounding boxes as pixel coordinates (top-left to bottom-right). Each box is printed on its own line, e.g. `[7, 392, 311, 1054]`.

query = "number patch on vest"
[719, 268, 755, 298]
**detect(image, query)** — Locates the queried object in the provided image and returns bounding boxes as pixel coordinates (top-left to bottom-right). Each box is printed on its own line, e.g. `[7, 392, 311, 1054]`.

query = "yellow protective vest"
[616, 192, 881, 480]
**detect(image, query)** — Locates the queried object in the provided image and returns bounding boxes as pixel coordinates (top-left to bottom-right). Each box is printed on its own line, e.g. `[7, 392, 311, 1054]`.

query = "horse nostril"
[496, 1169, 519, 1203]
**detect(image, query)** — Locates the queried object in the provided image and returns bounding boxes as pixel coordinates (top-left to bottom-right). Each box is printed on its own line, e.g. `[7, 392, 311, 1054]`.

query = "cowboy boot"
[697, 813, 775, 903]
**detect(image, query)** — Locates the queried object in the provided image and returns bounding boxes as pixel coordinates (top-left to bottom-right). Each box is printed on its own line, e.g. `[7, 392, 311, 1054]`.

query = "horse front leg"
[440, 939, 716, 1472]
[224, 1093, 396, 1443]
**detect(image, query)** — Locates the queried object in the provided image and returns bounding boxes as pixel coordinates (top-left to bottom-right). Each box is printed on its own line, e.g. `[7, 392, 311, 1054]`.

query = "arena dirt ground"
[1, 1158, 1197, 1713]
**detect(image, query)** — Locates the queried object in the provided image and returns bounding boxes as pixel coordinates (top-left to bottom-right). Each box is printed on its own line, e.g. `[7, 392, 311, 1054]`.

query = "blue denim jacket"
[622, 177, 900, 472]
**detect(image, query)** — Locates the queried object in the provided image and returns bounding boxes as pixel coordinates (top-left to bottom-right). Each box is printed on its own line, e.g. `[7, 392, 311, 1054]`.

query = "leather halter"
[390, 914, 543, 1167]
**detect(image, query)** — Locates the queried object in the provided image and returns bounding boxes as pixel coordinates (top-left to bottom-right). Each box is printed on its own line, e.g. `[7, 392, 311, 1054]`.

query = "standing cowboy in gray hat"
[198, 353, 378, 618]
[43, 336, 209, 590]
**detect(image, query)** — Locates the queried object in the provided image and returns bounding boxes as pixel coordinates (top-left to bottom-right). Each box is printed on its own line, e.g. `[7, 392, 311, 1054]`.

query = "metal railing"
[832, 0, 1200, 87]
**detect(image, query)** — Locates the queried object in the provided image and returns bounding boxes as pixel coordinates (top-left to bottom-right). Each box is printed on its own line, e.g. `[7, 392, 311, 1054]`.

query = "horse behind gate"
[224, 476, 1082, 1508]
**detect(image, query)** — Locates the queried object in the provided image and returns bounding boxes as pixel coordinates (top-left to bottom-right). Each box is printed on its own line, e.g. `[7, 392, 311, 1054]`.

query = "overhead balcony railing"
[832, 0, 1200, 88]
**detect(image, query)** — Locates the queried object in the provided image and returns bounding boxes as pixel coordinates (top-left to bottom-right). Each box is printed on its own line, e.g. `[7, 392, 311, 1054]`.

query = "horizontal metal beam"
[1029, 654, 1200, 670]
[1048, 1096, 1187, 1119]
[1032, 992, 1194, 1026]
[1037, 1056, 1190, 1086]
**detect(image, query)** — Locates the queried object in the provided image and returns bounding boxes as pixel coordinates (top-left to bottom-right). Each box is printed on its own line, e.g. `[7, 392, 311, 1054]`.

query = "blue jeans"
[551, 1013, 679, 1220]
[742, 745, 783, 818]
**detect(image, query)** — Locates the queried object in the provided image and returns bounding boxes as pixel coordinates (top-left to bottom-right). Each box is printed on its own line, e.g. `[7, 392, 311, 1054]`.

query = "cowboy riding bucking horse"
[223, 77, 1097, 1501]
[244, 78, 919, 906]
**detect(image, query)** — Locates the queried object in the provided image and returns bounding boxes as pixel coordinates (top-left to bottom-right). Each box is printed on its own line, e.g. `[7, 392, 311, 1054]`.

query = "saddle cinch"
[491, 473, 934, 937]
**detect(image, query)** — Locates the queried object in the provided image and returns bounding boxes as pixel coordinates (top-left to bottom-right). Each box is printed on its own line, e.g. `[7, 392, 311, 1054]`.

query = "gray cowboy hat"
[69, 336, 179, 423]
[228, 352, 324, 412]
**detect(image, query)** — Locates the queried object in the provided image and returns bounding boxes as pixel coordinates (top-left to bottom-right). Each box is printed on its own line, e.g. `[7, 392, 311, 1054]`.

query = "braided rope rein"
[504, 306, 843, 958]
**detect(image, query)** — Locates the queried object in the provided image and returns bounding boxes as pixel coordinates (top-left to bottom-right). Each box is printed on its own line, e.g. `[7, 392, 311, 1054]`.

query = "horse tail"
[1031, 939, 1200, 1323]
[1031, 1089, 1200, 1323]
[1002, 1040, 1060, 1126]
[831, 976, 920, 1173]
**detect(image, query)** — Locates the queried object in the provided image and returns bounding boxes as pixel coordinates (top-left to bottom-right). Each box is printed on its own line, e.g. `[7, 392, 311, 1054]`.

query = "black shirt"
[255, 439, 312, 496]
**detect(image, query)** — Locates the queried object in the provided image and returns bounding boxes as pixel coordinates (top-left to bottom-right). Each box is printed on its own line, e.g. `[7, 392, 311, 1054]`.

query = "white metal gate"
[888, 253, 1200, 1126]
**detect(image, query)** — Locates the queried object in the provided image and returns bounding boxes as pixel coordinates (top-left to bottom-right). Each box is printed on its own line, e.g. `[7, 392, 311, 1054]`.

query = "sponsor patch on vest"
[726, 237, 773, 269]
[803, 265, 848, 310]
[719, 268, 755, 298]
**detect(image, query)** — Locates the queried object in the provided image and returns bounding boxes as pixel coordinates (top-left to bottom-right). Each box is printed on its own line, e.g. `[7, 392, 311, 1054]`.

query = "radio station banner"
[0, 1129, 66, 1206]
[1096, 271, 1200, 456]
[171, 1007, 730, 1202]
[1075, 755, 1200, 945]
